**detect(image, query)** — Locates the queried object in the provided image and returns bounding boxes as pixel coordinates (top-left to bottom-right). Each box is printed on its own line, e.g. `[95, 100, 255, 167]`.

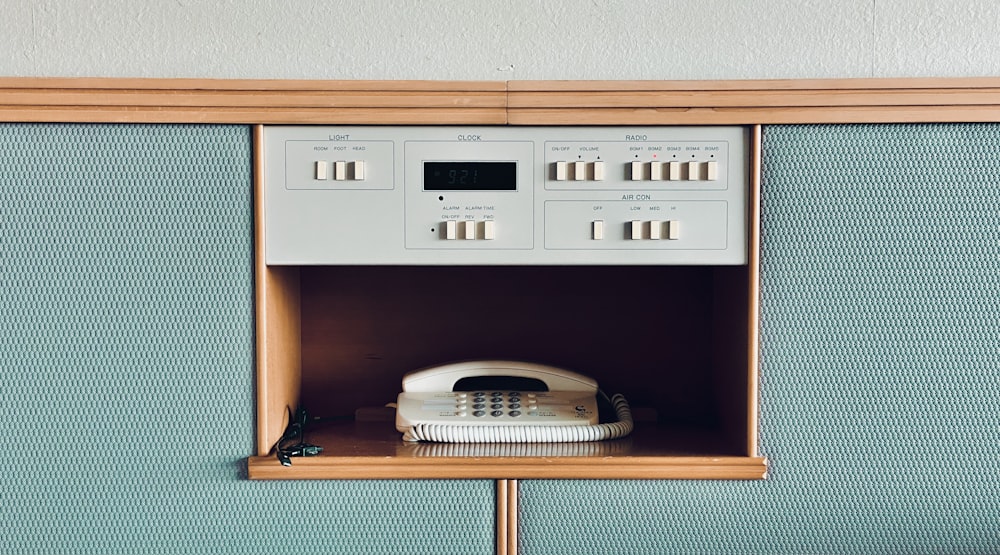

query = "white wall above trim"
[3, 0, 999, 80]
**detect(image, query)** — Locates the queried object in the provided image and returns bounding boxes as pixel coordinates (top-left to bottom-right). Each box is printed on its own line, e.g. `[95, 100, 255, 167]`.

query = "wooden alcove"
[246, 81, 765, 480]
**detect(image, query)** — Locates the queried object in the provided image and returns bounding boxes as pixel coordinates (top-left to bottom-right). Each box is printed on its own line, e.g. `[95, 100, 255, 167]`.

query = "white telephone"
[395, 360, 634, 443]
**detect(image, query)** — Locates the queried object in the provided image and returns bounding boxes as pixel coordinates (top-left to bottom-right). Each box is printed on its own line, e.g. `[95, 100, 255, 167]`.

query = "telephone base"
[398, 393, 634, 443]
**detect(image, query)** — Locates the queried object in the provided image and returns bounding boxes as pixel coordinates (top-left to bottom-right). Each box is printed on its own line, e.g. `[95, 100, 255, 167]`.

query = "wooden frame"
[247, 125, 764, 480]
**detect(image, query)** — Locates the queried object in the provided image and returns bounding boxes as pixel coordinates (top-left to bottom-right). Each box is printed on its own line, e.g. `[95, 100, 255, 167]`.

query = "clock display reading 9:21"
[423, 162, 517, 191]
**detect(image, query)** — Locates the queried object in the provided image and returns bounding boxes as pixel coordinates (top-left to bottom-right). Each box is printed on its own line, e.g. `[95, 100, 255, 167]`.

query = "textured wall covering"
[2, 0, 1000, 80]
[4, 122, 1000, 554]
[0, 124, 495, 555]
[518, 124, 1000, 554]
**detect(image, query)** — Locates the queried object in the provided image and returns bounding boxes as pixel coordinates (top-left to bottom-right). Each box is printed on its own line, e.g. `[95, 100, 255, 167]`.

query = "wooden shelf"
[247, 420, 767, 480]
[250, 262, 761, 480]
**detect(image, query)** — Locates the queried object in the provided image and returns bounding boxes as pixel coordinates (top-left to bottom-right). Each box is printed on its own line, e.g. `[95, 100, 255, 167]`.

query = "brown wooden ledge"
[4, 77, 1000, 125]
[508, 77, 1000, 124]
[0, 77, 507, 124]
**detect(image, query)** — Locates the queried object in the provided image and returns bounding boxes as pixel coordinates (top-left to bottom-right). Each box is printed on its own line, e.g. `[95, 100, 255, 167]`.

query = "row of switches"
[592, 220, 681, 240]
[631, 160, 717, 181]
[315, 160, 365, 181]
[553, 161, 605, 181]
[552, 161, 718, 181]
[631, 220, 681, 240]
[444, 220, 496, 240]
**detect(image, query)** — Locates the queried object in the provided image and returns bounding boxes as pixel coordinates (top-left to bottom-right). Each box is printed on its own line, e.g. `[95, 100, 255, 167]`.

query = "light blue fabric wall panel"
[517, 124, 1000, 554]
[0, 124, 495, 555]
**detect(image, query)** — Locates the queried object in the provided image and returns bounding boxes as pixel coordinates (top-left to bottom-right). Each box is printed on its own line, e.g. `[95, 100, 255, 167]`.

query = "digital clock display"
[423, 162, 517, 191]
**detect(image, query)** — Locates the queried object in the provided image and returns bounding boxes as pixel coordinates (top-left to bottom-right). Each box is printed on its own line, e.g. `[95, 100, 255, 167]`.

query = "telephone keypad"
[481, 391, 545, 417]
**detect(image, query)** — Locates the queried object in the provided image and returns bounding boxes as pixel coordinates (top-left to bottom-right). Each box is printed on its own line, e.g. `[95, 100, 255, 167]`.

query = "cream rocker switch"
[667, 161, 682, 181]
[650, 161, 664, 181]
[630, 220, 643, 240]
[554, 161, 568, 181]
[686, 161, 700, 181]
[667, 220, 681, 240]
[630, 161, 644, 181]
[334, 161, 348, 181]
[706, 161, 718, 181]
[591, 161, 605, 181]
[314, 161, 328, 180]
[649, 220, 662, 240]
[592, 220, 604, 240]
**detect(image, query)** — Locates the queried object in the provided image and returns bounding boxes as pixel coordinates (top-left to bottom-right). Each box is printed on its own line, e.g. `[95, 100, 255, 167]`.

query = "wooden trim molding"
[4, 77, 1000, 124]
[508, 78, 1000, 124]
[0, 77, 507, 124]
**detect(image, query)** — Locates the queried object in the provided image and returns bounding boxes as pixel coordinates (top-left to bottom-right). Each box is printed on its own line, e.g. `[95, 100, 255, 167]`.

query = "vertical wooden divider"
[254, 124, 302, 455]
[747, 124, 762, 459]
[496, 479, 519, 555]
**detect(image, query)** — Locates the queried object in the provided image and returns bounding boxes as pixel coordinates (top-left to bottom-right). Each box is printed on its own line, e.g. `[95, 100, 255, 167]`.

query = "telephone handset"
[395, 360, 633, 443]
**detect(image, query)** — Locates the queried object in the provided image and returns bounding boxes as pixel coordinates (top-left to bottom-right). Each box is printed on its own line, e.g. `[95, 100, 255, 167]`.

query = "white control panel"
[263, 126, 749, 265]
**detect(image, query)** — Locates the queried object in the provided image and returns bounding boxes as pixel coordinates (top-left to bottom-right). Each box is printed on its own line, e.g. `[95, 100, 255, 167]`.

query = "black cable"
[275, 407, 323, 466]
